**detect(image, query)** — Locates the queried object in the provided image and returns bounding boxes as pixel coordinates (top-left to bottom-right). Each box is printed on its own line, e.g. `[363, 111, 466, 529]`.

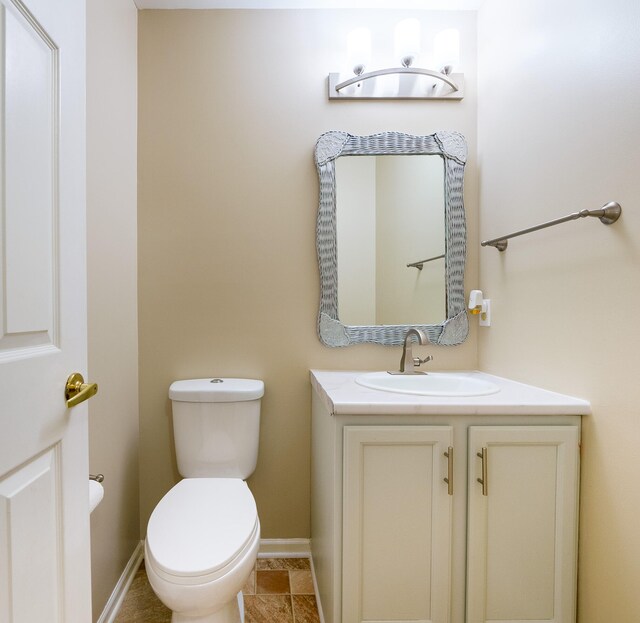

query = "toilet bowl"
[145, 379, 264, 623]
[145, 479, 260, 623]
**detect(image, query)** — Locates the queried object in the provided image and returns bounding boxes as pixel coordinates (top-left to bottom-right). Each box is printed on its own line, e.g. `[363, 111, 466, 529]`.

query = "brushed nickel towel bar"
[407, 253, 445, 270]
[481, 201, 622, 251]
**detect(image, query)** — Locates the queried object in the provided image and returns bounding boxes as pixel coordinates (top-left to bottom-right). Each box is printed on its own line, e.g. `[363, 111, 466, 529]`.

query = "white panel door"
[343, 426, 453, 623]
[466, 426, 580, 623]
[0, 0, 90, 622]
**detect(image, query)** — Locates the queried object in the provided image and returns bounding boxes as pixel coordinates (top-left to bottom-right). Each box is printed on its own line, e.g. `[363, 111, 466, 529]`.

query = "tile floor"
[114, 558, 321, 623]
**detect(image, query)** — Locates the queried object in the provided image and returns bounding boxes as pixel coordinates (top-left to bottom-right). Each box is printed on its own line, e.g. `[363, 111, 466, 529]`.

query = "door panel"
[0, 448, 62, 622]
[343, 426, 453, 623]
[485, 444, 557, 619]
[1, 0, 57, 354]
[0, 0, 89, 621]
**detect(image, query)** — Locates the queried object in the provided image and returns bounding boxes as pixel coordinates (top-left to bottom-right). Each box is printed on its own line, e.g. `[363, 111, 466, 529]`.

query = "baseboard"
[97, 540, 144, 623]
[258, 538, 311, 558]
[309, 554, 326, 623]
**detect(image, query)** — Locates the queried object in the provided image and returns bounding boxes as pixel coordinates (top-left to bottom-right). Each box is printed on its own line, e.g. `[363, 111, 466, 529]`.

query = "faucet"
[389, 328, 433, 375]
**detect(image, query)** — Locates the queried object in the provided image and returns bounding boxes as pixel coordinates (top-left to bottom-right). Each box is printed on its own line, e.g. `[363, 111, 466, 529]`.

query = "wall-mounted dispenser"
[469, 290, 491, 327]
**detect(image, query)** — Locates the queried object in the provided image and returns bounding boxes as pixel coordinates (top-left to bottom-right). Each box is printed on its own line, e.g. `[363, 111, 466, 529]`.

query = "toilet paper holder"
[90, 474, 104, 483]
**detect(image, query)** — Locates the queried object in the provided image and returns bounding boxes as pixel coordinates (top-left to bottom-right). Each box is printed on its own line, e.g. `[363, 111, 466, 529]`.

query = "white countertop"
[310, 370, 591, 416]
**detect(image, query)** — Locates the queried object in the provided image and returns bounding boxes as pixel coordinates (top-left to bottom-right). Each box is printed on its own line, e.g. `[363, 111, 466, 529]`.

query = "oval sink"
[355, 372, 501, 397]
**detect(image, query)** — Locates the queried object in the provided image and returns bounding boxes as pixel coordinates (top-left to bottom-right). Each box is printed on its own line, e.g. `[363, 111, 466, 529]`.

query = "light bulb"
[433, 28, 460, 72]
[347, 28, 372, 75]
[394, 18, 421, 67]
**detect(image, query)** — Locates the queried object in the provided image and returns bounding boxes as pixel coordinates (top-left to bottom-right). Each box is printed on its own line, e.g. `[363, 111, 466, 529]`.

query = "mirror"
[315, 131, 468, 347]
[336, 154, 446, 326]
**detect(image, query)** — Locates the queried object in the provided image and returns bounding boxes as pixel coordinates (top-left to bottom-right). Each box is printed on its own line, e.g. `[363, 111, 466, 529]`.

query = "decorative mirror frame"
[315, 130, 468, 347]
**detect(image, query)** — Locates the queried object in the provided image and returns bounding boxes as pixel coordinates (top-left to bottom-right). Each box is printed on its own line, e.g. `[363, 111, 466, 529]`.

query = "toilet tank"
[169, 378, 264, 479]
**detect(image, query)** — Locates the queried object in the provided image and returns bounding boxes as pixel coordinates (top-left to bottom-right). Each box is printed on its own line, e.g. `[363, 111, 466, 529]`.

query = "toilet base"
[171, 591, 244, 623]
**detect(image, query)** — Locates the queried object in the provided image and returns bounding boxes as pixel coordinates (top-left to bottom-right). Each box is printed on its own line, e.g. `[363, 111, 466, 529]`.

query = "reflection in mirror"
[315, 131, 468, 347]
[336, 155, 445, 326]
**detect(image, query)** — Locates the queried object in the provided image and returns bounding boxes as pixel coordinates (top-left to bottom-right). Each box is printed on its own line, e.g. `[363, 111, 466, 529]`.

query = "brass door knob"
[65, 373, 98, 408]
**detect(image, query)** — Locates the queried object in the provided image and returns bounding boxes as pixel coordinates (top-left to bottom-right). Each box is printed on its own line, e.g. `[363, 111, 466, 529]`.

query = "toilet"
[145, 378, 264, 623]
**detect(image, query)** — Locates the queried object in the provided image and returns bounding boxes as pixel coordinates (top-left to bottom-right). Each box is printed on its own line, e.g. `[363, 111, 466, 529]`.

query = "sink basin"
[355, 372, 501, 397]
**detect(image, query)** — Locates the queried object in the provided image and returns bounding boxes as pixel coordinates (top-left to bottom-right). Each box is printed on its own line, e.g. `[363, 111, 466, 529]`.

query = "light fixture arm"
[333, 66, 460, 93]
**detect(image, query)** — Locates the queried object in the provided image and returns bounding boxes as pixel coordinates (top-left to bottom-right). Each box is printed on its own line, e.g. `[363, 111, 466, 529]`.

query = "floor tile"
[243, 568, 256, 595]
[244, 594, 294, 623]
[256, 569, 290, 594]
[114, 565, 171, 623]
[292, 595, 321, 623]
[113, 558, 319, 623]
[257, 557, 310, 570]
[290, 569, 314, 594]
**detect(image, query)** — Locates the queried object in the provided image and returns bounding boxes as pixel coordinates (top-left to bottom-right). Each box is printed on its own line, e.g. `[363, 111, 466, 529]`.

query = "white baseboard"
[97, 540, 144, 623]
[309, 554, 326, 623]
[258, 538, 311, 558]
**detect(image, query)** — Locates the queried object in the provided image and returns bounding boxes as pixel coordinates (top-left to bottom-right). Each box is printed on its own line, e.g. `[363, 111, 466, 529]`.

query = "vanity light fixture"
[329, 22, 464, 100]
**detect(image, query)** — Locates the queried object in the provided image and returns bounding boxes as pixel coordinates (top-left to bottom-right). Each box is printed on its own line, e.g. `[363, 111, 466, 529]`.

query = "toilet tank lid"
[169, 378, 264, 403]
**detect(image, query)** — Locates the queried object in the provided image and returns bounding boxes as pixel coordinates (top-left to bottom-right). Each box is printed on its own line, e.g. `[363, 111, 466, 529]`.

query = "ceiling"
[134, 0, 484, 10]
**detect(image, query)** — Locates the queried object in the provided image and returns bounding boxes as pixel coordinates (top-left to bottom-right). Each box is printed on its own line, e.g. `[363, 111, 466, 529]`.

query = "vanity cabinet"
[310, 372, 587, 623]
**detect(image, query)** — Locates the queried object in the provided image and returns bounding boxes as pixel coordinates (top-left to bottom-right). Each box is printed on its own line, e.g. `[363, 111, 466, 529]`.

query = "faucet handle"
[413, 355, 433, 368]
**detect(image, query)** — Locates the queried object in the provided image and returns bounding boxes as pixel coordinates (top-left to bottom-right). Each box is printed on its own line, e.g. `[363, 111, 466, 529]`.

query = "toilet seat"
[146, 478, 259, 586]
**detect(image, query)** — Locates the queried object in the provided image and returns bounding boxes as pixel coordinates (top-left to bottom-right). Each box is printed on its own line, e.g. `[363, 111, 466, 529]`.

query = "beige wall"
[376, 155, 445, 324]
[477, 0, 640, 620]
[138, 9, 479, 538]
[336, 156, 377, 325]
[87, 0, 139, 619]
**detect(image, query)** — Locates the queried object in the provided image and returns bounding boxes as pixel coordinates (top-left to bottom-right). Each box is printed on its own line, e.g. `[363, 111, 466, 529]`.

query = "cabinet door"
[343, 426, 454, 623]
[467, 426, 580, 623]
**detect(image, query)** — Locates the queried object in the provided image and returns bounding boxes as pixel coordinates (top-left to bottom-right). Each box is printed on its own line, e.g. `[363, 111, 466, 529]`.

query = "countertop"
[310, 369, 591, 416]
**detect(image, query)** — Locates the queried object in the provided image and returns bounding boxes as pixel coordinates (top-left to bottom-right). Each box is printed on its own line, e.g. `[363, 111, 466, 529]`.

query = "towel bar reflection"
[407, 253, 445, 270]
[481, 201, 622, 251]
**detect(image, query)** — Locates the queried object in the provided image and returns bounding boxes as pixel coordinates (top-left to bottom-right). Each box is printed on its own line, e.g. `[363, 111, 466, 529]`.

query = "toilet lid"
[146, 478, 258, 579]
[169, 378, 264, 403]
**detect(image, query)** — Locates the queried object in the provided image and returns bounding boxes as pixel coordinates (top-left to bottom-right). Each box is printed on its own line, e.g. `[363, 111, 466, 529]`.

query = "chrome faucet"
[389, 328, 433, 375]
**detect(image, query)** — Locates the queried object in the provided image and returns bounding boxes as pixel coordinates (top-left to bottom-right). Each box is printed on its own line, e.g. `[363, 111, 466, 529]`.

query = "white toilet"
[145, 378, 264, 623]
